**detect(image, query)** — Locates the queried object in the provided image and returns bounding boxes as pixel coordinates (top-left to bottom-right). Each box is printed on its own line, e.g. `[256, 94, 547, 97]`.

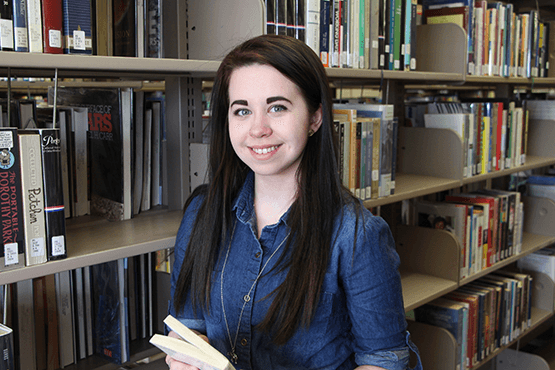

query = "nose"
[249, 113, 272, 138]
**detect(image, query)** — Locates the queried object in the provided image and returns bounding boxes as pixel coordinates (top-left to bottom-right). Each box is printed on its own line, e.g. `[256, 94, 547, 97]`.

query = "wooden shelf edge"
[401, 270, 459, 312]
[465, 75, 555, 85]
[0, 210, 182, 286]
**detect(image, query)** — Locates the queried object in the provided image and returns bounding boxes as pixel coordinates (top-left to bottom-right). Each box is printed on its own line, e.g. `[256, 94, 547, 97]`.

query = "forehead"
[228, 64, 302, 100]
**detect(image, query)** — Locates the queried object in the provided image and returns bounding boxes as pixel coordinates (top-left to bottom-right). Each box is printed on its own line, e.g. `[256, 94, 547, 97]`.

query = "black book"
[0, 128, 25, 270]
[33, 128, 67, 260]
[0, 323, 14, 370]
[0, 1, 13, 51]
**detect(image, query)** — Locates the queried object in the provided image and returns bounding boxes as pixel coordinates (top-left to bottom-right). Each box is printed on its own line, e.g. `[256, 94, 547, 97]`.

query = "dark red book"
[42, 0, 63, 54]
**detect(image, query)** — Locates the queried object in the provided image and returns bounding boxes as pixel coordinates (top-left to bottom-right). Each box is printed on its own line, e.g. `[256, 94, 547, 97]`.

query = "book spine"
[0, 128, 25, 270]
[37, 129, 67, 260]
[304, 0, 319, 54]
[0, 0, 13, 51]
[18, 133, 47, 266]
[267, 0, 276, 34]
[11, 0, 28, 52]
[62, 0, 92, 54]
[319, 0, 330, 66]
[41, 0, 63, 53]
[27, 0, 43, 52]
[0, 324, 15, 370]
[146, 0, 162, 57]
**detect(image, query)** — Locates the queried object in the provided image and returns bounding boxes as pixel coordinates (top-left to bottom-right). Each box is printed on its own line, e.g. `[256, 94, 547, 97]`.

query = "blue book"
[92, 259, 130, 364]
[61, 0, 92, 54]
[319, 0, 331, 67]
[11, 0, 27, 52]
[415, 298, 467, 370]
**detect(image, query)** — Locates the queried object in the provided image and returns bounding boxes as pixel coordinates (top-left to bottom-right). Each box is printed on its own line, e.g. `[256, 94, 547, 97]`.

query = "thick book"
[113, 0, 136, 56]
[0, 323, 14, 370]
[51, 87, 133, 221]
[18, 132, 47, 266]
[27, 0, 43, 52]
[33, 129, 67, 260]
[150, 315, 236, 370]
[0, 128, 25, 271]
[55, 270, 75, 368]
[0, 0, 13, 51]
[92, 259, 130, 364]
[12, 0, 28, 52]
[42, 0, 63, 53]
[61, 0, 93, 54]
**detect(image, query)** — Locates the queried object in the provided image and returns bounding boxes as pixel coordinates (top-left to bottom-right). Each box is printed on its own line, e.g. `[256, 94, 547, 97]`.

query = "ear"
[309, 105, 323, 133]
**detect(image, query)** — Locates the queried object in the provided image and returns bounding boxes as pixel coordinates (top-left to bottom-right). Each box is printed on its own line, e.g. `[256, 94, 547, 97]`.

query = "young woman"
[167, 34, 422, 370]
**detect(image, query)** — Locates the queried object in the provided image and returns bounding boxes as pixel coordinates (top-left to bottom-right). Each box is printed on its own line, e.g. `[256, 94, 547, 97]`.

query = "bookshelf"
[1, 0, 555, 369]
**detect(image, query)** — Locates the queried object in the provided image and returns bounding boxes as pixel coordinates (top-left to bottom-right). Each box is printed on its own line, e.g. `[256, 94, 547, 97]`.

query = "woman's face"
[227, 64, 322, 181]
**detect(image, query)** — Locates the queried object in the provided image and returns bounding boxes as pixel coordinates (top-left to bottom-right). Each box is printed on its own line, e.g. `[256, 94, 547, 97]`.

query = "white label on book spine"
[73, 30, 86, 50]
[372, 40, 378, 49]
[372, 170, 379, 181]
[0, 132, 14, 149]
[49, 30, 62, 48]
[51, 235, 65, 256]
[14, 27, 28, 49]
[4, 243, 18, 265]
[0, 19, 13, 49]
[31, 237, 45, 257]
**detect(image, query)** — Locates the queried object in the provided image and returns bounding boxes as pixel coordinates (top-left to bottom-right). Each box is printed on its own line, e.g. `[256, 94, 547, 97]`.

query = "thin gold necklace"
[220, 221, 290, 364]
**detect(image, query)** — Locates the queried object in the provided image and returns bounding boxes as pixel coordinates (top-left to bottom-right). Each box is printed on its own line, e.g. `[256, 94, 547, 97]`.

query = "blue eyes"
[233, 105, 287, 116]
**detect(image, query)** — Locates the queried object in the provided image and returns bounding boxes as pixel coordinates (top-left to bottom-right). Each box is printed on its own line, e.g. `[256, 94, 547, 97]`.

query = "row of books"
[411, 269, 534, 370]
[423, 0, 551, 78]
[2, 253, 155, 369]
[46, 87, 165, 222]
[332, 102, 397, 200]
[411, 188, 524, 280]
[266, 0, 418, 70]
[408, 99, 530, 179]
[0, 127, 67, 271]
[0, 0, 162, 57]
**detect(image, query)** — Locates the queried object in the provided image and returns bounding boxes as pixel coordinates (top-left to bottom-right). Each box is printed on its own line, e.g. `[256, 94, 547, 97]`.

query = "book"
[44, 274, 60, 370]
[41, 0, 63, 53]
[94, 0, 113, 56]
[0, 323, 14, 370]
[12, 0, 28, 52]
[414, 298, 466, 370]
[18, 132, 47, 266]
[113, 0, 136, 56]
[61, 0, 93, 54]
[51, 87, 133, 221]
[33, 129, 67, 260]
[55, 270, 74, 368]
[92, 259, 129, 364]
[33, 277, 47, 369]
[146, 0, 162, 57]
[0, 0, 13, 51]
[0, 128, 25, 271]
[15, 279, 36, 370]
[150, 314, 236, 370]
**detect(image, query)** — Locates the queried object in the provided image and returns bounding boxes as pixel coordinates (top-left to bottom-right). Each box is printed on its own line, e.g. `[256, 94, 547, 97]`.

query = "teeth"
[253, 146, 277, 154]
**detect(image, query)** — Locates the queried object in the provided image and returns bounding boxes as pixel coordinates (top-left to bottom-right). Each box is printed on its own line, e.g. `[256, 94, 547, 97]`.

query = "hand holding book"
[150, 315, 236, 370]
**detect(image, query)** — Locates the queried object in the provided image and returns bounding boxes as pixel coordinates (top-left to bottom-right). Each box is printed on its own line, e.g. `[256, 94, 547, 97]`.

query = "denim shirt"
[170, 173, 422, 370]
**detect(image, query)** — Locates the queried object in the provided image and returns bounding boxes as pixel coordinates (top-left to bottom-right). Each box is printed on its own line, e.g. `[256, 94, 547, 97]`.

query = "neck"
[253, 174, 298, 237]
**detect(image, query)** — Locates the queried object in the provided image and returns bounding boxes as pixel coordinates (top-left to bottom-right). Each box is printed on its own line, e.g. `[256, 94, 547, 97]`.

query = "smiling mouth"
[251, 145, 279, 154]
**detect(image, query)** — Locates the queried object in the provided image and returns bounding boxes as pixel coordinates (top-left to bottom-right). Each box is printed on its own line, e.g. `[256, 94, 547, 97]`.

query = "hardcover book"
[0, 323, 14, 370]
[33, 129, 67, 260]
[113, 0, 136, 56]
[0, 128, 25, 271]
[11, 0, 28, 52]
[51, 87, 133, 221]
[92, 259, 130, 364]
[27, 0, 43, 52]
[61, 0, 93, 54]
[0, 0, 13, 51]
[41, 0, 63, 53]
[18, 132, 47, 266]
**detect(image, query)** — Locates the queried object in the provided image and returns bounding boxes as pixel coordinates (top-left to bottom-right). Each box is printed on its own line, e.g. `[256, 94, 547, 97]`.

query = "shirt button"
[255, 252, 261, 258]
[241, 338, 248, 346]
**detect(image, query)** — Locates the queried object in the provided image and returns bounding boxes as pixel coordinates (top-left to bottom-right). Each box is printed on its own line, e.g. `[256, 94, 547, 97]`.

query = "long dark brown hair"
[173, 34, 359, 345]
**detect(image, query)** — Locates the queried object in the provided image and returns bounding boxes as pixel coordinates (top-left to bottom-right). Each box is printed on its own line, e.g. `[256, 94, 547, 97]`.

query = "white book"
[151, 101, 161, 207]
[305, 0, 320, 55]
[18, 132, 47, 266]
[26, 0, 43, 52]
[55, 270, 75, 367]
[16, 279, 36, 370]
[150, 315, 235, 370]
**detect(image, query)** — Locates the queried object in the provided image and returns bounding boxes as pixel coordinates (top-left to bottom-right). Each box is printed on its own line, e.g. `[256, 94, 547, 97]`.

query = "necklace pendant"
[228, 351, 238, 364]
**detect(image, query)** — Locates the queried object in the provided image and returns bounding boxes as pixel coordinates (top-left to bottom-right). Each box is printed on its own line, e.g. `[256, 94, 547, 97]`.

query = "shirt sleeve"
[168, 195, 207, 334]
[340, 209, 410, 370]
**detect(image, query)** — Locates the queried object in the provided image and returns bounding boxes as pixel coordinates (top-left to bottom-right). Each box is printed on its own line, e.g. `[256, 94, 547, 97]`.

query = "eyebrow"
[229, 96, 292, 107]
